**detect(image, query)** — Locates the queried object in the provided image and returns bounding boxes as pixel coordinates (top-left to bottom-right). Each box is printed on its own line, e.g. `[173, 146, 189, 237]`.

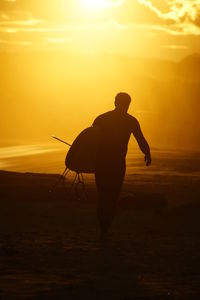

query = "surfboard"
[65, 126, 100, 174]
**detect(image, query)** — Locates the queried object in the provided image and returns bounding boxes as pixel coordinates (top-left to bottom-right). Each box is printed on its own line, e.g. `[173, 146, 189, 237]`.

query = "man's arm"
[132, 120, 151, 166]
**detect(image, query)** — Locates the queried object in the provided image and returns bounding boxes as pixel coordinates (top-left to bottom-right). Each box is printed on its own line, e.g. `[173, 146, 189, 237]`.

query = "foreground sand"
[0, 170, 200, 300]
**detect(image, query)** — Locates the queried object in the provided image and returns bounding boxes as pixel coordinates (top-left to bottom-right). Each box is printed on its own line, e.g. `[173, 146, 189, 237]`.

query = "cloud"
[161, 44, 188, 50]
[137, 0, 169, 20]
[0, 0, 200, 36]
[45, 37, 71, 43]
[136, 0, 200, 35]
[137, 0, 200, 24]
[0, 18, 43, 26]
[0, 39, 31, 45]
[0, 0, 199, 57]
[0, 20, 127, 34]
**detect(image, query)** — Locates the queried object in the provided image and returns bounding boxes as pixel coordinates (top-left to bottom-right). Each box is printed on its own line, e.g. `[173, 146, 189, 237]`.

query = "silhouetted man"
[93, 92, 151, 239]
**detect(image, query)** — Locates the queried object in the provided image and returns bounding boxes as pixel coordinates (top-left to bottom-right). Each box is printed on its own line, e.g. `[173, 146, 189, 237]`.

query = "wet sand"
[0, 170, 200, 299]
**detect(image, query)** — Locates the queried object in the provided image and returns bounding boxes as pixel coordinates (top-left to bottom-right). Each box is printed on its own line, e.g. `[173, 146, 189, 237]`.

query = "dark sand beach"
[0, 150, 200, 299]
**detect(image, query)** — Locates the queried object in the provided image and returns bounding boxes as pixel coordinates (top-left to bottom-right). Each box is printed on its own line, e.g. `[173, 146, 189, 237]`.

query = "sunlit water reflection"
[0, 144, 200, 178]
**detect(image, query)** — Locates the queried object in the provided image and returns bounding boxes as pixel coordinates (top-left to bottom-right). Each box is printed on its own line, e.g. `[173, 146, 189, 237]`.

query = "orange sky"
[1, 0, 200, 152]
[0, 0, 200, 60]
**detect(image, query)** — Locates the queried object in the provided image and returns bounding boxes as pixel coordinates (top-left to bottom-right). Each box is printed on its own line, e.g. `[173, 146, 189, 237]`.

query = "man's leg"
[95, 168, 125, 237]
[97, 191, 118, 235]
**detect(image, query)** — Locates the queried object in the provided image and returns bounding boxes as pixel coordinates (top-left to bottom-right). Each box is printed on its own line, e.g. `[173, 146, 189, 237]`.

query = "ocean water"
[0, 143, 200, 178]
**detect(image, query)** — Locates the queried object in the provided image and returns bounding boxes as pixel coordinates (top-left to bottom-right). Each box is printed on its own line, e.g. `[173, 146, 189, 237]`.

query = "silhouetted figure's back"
[93, 109, 150, 163]
[93, 93, 151, 239]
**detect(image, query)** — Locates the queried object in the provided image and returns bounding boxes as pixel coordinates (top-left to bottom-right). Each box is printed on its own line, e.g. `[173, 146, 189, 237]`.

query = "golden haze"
[0, 0, 200, 150]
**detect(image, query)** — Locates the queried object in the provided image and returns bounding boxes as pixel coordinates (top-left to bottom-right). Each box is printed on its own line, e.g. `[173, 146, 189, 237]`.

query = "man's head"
[114, 92, 131, 113]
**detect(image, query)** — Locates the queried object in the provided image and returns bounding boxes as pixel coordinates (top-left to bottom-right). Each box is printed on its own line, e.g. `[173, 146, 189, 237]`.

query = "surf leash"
[52, 135, 71, 147]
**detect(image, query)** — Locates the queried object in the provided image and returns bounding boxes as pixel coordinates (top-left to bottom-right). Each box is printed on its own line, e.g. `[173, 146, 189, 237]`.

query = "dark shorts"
[95, 159, 126, 199]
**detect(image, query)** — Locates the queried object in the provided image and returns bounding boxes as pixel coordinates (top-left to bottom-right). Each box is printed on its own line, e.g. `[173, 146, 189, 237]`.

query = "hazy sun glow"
[1, 0, 200, 156]
[82, 0, 122, 10]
